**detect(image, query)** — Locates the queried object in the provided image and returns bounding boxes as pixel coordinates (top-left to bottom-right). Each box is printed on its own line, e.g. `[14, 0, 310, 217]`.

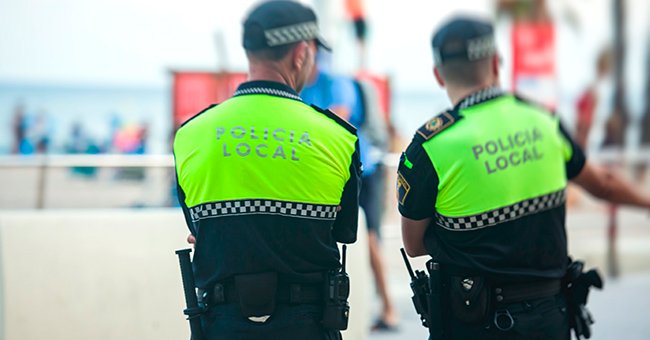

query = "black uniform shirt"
[398, 91, 586, 281]
[175, 81, 361, 289]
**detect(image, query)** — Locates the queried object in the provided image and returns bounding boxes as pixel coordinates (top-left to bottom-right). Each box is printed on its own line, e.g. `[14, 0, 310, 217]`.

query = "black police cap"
[242, 0, 331, 51]
[431, 16, 496, 65]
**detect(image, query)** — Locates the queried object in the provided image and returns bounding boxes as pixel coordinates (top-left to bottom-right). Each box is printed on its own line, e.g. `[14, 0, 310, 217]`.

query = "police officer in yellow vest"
[398, 16, 650, 339]
[173, 1, 361, 339]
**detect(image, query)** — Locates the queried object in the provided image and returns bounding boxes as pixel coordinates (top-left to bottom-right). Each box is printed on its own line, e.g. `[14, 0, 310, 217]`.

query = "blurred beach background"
[1, 0, 650, 339]
[3, 0, 649, 156]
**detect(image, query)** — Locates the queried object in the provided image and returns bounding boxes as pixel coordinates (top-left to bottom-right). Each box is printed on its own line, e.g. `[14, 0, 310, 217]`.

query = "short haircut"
[438, 57, 492, 87]
[245, 42, 299, 61]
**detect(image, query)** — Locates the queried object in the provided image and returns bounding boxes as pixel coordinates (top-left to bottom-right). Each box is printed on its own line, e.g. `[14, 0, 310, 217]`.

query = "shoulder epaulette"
[416, 110, 460, 141]
[179, 104, 218, 129]
[311, 104, 357, 135]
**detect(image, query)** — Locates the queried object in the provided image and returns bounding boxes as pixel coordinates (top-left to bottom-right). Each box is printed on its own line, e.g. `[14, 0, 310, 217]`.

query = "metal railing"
[0, 149, 649, 209]
[0, 154, 174, 168]
[2, 148, 647, 169]
[0, 154, 175, 209]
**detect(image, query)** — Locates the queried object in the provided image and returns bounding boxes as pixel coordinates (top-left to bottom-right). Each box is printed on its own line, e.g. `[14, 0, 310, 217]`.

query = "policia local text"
[216, 126, 312, 161]
[472, 127, 544, 174]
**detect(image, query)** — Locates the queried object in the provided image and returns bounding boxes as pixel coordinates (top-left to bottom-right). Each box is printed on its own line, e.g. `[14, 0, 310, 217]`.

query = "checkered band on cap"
[189, 199, 338, 222]
[467, 35, 496, 61]
[435, 190, 566, 231]
[264, 22, 319, 47]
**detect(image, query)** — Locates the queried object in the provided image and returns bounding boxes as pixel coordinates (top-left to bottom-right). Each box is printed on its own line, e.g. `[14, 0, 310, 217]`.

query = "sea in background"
[0, 82, 452, 155]
[0, 83, 171, 154]
[4, 81, 646, 157]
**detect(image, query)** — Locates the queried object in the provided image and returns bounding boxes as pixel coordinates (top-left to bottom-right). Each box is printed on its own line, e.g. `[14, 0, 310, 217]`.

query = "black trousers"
[446, 294, 570, 340]
[201, 303, 341, 340]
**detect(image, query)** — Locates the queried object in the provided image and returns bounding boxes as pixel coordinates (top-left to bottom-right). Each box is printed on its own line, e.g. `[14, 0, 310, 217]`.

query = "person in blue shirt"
[301, 51, 398, 331]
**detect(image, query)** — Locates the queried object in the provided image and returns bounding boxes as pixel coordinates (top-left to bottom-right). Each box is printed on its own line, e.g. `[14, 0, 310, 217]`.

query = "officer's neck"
[248, 63, 299, 92]
[447, 81, 499, 106]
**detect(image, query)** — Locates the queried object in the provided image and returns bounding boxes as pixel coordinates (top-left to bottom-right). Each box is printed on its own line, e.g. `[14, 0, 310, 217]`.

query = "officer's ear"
[433, 66, 445, 88]
[292, 41, 309, 71]
[491, 54, 500, 78]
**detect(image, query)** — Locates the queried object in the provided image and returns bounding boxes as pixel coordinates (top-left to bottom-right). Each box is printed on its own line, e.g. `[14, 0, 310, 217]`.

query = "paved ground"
[1, 165, 649, 339]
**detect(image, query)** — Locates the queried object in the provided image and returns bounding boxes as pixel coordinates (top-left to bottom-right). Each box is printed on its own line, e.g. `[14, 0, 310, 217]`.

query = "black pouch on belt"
[449, 276, 491, 325]
[234, 272, 278, 318]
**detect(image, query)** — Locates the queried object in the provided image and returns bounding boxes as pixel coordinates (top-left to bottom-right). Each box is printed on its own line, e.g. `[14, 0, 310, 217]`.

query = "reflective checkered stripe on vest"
[174, 94, 356, 221]
[423, 95, 574, 231]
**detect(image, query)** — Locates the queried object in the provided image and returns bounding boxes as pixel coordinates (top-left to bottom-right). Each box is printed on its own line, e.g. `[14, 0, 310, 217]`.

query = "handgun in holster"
[322, 245, 350, 330]
[426, 259, 445, 340]
[401, 249, 446, 339]
[563, 259, 604, 340]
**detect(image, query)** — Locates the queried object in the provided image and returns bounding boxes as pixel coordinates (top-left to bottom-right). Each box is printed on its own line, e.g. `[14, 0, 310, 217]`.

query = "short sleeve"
[558, 122, 586, 179]
[396, 138, 439, 220]
[332, 138, 362, 243]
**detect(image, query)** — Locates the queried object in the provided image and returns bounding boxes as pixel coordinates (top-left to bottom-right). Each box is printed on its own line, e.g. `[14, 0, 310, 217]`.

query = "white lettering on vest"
[216, 126, 313, 162]
[472, 127, 545, 174]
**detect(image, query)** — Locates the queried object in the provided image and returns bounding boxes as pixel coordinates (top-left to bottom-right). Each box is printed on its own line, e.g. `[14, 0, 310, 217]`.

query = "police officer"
[398, 16, 650, 339]
[173, 1, 361, 339]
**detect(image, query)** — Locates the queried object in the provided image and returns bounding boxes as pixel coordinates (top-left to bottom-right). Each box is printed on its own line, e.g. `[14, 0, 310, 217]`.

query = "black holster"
[447, 275, 491, 325]
[426, 260, 446, 340]
[563, 260, 603, 339]
[234, 272, 278, 318]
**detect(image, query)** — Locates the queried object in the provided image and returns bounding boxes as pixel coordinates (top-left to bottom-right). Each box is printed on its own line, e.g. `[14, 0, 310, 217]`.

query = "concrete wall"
[0, 210, 370, 340]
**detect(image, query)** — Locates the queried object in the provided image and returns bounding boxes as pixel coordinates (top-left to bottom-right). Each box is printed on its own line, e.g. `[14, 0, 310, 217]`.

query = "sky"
[0, 0, 648, 136]
[3, 0, 644, 91]
[0, 0, 256, 87]
[0, 0, 489, 89]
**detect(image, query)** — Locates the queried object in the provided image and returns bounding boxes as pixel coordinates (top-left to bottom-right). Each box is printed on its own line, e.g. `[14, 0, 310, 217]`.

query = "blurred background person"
[576, 47, 615, 151]
[11, 106, 54, 155]
[344, 0, 368, 70]
[10, 102, 27, 154]
[31, 110, 53, 154]
[65, 122, 101, 177]
[301, 50, 398, 332]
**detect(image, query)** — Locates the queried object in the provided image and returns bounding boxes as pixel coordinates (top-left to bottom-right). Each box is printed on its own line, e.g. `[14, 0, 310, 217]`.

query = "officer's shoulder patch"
[416, 110, 459, 141]
[396, 171, 411, 206]
[179, 104, 218, 129]
[311, 104, 357, 135]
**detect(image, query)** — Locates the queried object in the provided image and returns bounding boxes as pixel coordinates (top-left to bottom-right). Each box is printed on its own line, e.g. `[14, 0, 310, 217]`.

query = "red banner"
[511, 21, 556, 108]
[172, 70, 392, 128]
[171, 72, 247, 129]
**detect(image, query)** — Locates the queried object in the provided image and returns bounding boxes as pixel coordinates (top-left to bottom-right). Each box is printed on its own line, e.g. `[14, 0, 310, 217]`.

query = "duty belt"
[493, 279, 562, 304]
[202, 281, 323, 305]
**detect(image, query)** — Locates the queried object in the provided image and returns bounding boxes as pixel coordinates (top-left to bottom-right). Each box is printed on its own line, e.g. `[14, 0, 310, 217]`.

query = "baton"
[176, 248, 204, 340]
